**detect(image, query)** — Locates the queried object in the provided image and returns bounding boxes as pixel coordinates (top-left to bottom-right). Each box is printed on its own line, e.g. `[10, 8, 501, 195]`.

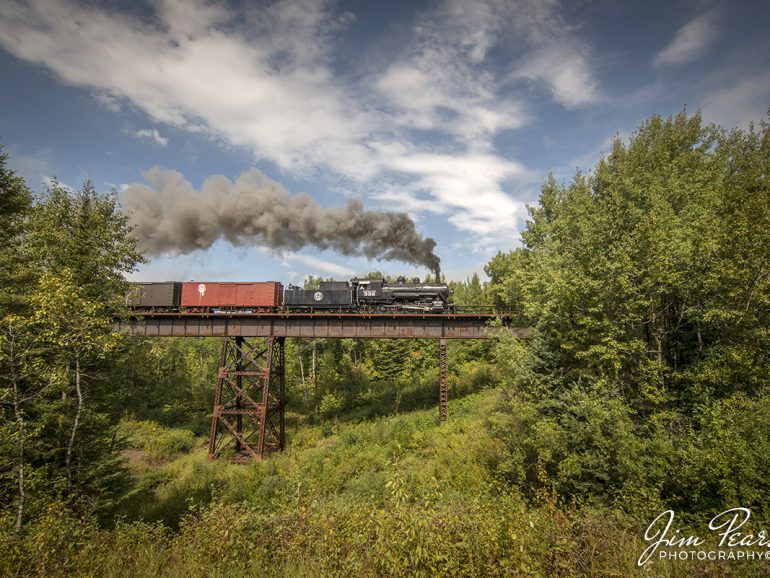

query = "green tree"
[25, 179, 143, 311]
[449, 273, 490, 308]
[1, 172, 144, 523]
[30, 269, 124, 494]
[490, 112, 768, 408]
[0, 153, 40, 529]
[0, 313, 46, 530]
[0, 148, 33, 313]
[488, 111, 770, 511]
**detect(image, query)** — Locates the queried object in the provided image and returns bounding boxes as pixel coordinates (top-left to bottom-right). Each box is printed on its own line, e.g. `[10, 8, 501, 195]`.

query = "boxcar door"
[220, 284, 237, 307]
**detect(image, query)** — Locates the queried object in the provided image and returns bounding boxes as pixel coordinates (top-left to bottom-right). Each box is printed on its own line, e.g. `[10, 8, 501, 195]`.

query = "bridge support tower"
[208, 336, 285, 461]
[439, 338, 448, 423]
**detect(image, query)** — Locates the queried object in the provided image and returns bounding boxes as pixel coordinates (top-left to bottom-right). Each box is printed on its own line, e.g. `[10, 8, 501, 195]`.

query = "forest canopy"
[487, 111, 770, 518]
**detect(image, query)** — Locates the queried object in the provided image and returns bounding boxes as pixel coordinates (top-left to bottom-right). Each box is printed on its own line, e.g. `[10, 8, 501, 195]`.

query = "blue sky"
[1, 0, 768, 284]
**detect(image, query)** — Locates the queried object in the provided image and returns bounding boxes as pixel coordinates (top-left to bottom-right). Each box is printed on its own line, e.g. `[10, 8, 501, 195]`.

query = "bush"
[489, 385, 673, 518]
[452, 361, 499, 396]
[318, 392, 345, 419]
[666, 393, 770, 519]
[118, 419, 196, 462]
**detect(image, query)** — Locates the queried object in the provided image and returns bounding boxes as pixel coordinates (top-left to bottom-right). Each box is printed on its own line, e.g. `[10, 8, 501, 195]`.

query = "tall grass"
[3, 390, 765, 576]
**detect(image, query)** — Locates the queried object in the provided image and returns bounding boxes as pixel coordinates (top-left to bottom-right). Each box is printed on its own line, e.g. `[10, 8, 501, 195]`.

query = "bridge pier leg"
[235, 336, 243, 452]
[439, 338, 448, 423]
[208, 336, 285, 461]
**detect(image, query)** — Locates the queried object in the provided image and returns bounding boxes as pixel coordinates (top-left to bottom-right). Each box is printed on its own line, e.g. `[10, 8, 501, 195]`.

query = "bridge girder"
[115, 313, 530, 340]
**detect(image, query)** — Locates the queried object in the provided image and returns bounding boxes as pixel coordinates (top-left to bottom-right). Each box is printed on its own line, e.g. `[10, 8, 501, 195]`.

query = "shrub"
[489, 385, 673, 517]
[118, 419, 196, 462]
[666, 393, 770, 519]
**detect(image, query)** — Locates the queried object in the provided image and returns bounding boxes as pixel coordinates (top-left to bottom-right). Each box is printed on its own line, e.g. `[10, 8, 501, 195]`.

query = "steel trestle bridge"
[117, 311, 529, 461]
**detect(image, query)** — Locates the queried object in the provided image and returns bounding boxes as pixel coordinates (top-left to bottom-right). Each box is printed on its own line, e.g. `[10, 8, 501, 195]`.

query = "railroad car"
[126, 282, 181, 310]
[352, 278, 451, 312]
[283, 281, 353, 309]
[180, 281, 283, 310]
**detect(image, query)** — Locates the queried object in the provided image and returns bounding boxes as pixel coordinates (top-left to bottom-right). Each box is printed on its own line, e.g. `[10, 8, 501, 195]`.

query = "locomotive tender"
[127, 277, 453, 314]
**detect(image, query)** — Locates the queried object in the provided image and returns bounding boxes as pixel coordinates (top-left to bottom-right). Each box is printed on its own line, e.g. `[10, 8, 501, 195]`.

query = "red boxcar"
[180, 282, 283, 309]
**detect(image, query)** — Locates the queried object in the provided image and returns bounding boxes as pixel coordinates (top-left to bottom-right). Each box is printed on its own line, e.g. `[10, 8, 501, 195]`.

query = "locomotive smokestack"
[123, 167, 441, 274]
[434, 265, 441, 283]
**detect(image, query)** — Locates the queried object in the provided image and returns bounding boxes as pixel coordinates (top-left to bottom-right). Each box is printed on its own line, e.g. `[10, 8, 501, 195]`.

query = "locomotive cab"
[354, 278, 383, 302]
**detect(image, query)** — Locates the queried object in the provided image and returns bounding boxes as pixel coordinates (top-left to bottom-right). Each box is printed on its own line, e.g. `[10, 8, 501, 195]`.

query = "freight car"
[127, 276, 453, 313]
[125, 281, 181, 311]
[180, 281, 282, 311]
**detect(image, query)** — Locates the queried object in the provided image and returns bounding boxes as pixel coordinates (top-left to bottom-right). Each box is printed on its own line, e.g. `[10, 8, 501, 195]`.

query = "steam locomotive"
[127, 277, 453, 314]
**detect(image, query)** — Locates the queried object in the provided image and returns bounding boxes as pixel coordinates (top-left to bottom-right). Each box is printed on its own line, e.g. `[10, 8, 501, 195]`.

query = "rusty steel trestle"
[209, 335, 450, 461]
[439, 338, 448, 423]
[208, 336, 285, 461]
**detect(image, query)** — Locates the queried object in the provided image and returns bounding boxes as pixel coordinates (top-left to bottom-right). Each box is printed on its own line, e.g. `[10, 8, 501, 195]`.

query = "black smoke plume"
[122, 167, 441, 277]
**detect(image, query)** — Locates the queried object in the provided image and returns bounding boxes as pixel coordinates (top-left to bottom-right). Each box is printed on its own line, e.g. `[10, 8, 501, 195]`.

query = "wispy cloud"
[0, 0, 597, 241]
[283, 254, 355, 278]
[364, 0, 592, 235]
[370, 0, 528, 143]
[42, 176, 75, 193]
[4, 145, 52, 189]
[382, 152, 530, 235]
[654, 9, 719, 68]
[508, 44, 598, 108]
[703, 74, 770, 129]
[0, 0, 365, 176]
[134, 128, 169, 147]
[498, 0, 599, 109]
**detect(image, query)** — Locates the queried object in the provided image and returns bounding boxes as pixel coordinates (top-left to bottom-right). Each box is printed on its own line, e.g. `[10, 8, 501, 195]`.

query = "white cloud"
[654, 10, 719, 68]
[0, 0, 367, 177]
[4, 146, 52, 189]
[384, 152, 530, 234]
[134, 128, 169, 147]
[106, 182, 131, 193]
[42, 176, 75, 193]
[364, 0, 586, 234]
[509, 45, 598, 108]
[0, 0, 593, 242]
[371, 0, 529, 143]
[284, 254, 355, 278]
[369, 186, 449, 218]
[499, 1, 599, 108]
[703, 75, 770, 129]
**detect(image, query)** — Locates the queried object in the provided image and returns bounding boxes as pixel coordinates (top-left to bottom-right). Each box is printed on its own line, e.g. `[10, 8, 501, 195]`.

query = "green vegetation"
[1, 111, 769, 576]
[486, 111, 770, 520]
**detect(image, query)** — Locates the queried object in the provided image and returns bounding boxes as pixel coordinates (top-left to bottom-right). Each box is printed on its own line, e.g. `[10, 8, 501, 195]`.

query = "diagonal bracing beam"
[208, 336, 285, 461]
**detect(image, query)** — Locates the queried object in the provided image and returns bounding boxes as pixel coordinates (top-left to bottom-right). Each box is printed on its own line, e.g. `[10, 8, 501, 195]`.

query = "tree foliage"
[488, 111, 770, 514]
[0, 149, 33, 313]
[1, 171, 143, 525]
[489, 111, 769, 407]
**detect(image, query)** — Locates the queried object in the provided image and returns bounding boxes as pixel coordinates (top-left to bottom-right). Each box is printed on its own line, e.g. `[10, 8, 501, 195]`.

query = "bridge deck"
[117, 312, 530, 339]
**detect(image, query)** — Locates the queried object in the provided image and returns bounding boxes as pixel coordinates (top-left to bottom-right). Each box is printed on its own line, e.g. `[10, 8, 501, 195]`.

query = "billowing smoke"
[122, 167, 441, 277]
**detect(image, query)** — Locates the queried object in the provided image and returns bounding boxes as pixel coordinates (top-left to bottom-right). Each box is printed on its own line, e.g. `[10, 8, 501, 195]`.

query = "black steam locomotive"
[284, 277, 453, 313]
